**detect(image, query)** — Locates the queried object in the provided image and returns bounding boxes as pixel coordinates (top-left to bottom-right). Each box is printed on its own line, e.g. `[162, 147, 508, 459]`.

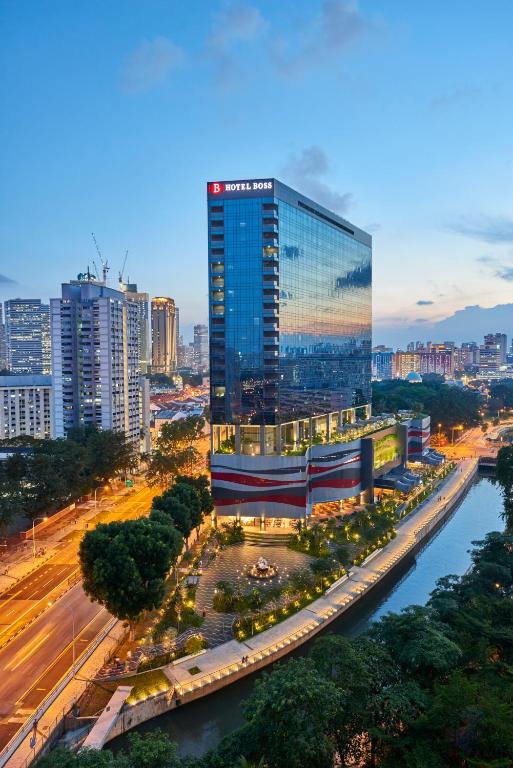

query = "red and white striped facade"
[211, 440, 362, 519]
[211, 416, 431, 520]
[407, 416, 430, 460]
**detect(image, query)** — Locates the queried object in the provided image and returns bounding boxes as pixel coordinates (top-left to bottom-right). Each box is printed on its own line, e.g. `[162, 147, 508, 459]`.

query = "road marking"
[8, 631, 51, 672]
[14, 606, 106, 706]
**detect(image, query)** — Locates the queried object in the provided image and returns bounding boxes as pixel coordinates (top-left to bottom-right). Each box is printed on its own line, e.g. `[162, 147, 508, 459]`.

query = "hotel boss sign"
[207, 179, 274, 199]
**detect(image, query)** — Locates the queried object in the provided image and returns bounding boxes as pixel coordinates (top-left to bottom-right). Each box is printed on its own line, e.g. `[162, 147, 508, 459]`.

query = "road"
[0, 482, 158, 754]
[0, 485, 157, 645]
[0, 584, 107, 750]
[442, 420, 512, 460]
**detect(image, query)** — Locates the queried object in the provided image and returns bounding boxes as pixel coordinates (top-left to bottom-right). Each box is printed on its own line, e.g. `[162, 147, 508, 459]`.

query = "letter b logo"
[209, 182, 224, 195]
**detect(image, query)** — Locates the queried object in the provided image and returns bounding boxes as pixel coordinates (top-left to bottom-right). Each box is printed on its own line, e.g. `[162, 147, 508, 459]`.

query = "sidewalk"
[0, 487, 139, 595]
[167, 459, 477, 695]
[4, 618, 125, 768]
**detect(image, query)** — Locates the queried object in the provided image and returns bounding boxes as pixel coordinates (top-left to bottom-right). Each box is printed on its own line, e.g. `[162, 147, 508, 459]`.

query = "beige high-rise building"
[151, 297, 177, 374]
[120, 282, 150, 373]
[393, 350, 421, 379]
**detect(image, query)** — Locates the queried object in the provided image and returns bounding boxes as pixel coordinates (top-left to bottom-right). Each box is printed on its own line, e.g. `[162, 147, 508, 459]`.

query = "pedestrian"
[202, 608, 206, 618]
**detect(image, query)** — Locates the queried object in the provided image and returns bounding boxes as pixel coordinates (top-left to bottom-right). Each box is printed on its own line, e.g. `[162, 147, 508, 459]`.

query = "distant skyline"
[2, 1, 513, 340]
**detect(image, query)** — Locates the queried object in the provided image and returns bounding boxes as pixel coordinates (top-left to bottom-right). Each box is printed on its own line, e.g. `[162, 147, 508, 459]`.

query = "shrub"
[184, 635, 206, 655]
[221, 520, 245, 544]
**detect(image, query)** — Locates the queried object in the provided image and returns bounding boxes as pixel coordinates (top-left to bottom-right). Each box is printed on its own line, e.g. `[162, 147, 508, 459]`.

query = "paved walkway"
[195, 542, 311, 646]
[166, 459, 476, 697]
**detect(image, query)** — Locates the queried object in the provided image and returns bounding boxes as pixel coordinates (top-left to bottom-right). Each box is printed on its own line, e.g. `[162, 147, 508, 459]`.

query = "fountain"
[247, 556, 279, 580]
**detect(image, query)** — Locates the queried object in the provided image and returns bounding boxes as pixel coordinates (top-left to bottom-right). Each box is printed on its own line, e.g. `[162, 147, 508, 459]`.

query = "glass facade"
[208, 179, 372, 437]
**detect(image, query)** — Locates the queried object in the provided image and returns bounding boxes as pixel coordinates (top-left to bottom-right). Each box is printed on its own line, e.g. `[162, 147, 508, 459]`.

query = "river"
[111, 475, 504, 758]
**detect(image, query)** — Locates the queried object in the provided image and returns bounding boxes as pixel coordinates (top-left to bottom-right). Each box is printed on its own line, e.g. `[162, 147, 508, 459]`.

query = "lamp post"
[451, 424, 464, 444]
[32, 517, 48, 559]
[94, 484, 109, 508]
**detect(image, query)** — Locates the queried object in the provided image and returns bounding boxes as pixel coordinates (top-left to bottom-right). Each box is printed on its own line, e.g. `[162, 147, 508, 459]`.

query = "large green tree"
[147, 416, 204, 486]
[168, 482, 203, 534]
[372, 379, 482, 432]
[68, 425, 136, 483]
[496, 445, 513, 527]
[151, 490, 192, 544]
[80, 518, 182, 625]
[241, 658, 342, 768]
[175, 474, 214, 517]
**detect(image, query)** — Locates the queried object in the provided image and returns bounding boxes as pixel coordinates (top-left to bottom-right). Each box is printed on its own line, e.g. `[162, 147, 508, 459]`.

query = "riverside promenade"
[5, 459, 478, 764]
[100, 458, 478, 746]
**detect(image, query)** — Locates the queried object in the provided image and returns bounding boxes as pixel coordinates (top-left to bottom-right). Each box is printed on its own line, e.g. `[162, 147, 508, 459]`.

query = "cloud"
[271, 0, 373, 75]
[0, 274, 16, 284]
[282, 146, 353, 214]
[209, 0, 267, 49]
[121, 37, 184, 93]
[449, 215, 513, 244]
[416, 300, 434, 306]
[415, 318, 428, 323]
[477, 254, 513, 282]
[430, 85, 480, 110]
[207, 1, 267, 85]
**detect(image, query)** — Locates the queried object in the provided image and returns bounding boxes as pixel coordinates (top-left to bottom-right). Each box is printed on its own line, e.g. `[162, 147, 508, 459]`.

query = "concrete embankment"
[98, 460, 477, 747]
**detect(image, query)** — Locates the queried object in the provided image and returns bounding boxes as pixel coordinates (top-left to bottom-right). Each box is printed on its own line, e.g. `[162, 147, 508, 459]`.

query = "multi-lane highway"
[0, 564, 79, 646]
[0, 482, 158, 754]
[0, 584, 107, 750]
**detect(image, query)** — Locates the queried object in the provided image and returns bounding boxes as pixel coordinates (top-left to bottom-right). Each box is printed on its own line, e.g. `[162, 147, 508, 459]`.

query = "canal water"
[111, 476, 504, 758]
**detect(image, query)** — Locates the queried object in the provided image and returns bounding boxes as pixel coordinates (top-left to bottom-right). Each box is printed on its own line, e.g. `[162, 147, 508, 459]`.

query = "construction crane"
[119, 250, 129, 286]
[91, 232, 110, 284]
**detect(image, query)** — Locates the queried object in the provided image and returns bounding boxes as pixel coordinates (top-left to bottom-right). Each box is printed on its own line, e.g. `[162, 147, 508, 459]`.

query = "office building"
[372, 346, 394, 380]
[483, 333, 507, 365]
[151, 297, 177, 374]
[177, 336, 194, 370]
[0, 374, 53, 440]
[209, 178, 372, 433]
[193, 324, 209, 374]
[120, 282, 150, 373]
[51, 278, 140, 446]
[139, 374, 151, 453]
[4, 299, 50, 375]
[479, 333, 506, 373]
[207, 178, 431, 523]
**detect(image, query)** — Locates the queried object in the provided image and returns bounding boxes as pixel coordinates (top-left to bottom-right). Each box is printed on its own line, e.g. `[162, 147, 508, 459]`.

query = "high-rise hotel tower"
[208, 179, 434, 524]
[208, 178, 400, 523]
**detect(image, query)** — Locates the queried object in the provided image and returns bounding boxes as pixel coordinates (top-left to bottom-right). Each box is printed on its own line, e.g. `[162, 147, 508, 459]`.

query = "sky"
[1, 0, 513, 344]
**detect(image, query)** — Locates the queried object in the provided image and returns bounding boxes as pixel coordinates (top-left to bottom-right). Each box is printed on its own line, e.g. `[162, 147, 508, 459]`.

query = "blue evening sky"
[1, 0, 513, 343]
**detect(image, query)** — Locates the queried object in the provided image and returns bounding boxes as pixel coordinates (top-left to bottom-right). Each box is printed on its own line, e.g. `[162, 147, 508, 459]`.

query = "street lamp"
[32, 517, 48, 559]
[48, 601, 76, 675]
[451, 424, 464, 444]
[94, 484, 110, 508]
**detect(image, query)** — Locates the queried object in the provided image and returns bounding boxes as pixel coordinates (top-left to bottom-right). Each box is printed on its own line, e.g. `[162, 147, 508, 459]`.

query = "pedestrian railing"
[0, 617, 118, 768]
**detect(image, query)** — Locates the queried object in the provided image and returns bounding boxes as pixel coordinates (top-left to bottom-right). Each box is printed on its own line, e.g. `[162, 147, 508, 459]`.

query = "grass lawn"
[79, 669, 170, 716]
